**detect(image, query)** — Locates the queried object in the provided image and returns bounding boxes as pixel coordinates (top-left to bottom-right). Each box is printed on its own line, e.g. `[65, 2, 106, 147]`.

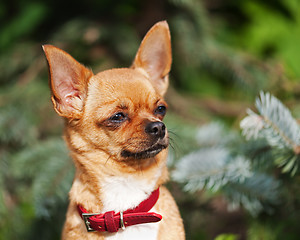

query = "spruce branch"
[224, 173, 281, 216]
[240, 92, 300, 174]
[241, 92, 300, 149]
[172, 147, 252, 192]
[173, 121, 282, 215]
[13, 138, 73, 218]
[238, 138, 274, 171]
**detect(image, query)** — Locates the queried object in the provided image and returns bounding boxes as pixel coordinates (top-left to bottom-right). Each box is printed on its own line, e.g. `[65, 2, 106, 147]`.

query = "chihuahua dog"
[43, 21, 185, 240]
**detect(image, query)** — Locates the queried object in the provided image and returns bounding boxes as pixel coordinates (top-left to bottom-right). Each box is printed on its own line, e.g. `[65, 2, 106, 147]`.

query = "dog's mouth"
[121, 143, 168, 160]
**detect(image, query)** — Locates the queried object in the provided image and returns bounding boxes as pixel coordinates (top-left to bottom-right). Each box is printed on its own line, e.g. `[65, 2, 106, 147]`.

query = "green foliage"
[169, 0, 271, 96]
[0, 71, 66, 239]
[215, 234, 238, 240]
[239, 0, 300, 78]
[0, 3, 47, 51]
[13, 138, 73, 218]
[247, 221, 278, 240]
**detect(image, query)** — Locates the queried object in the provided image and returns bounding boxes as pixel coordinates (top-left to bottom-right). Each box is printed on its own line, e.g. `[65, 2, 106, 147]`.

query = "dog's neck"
[65, 127, 169, 214]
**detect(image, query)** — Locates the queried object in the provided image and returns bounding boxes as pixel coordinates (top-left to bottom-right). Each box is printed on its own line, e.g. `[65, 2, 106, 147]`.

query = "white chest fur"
[100, 175, 158, 212]
[99, 173, 162, 240]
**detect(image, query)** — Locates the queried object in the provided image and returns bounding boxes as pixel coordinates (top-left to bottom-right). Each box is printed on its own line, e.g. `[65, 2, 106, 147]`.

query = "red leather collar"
[78, 188, 162, 233]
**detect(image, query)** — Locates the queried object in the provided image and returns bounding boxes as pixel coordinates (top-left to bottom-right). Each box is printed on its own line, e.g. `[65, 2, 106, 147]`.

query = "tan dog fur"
[43, 21, 185, 240]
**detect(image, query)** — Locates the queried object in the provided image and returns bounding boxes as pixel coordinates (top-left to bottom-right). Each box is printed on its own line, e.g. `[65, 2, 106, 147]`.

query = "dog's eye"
[155, 105, 167, 116]
[110, 112, 126, 122]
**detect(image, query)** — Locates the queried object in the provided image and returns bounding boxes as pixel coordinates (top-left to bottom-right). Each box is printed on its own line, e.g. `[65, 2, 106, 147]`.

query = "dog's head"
[43, 21, 171, 168]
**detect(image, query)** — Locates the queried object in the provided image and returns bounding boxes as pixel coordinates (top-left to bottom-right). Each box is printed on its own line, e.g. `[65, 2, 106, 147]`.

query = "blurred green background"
[1, 0, 300, 239]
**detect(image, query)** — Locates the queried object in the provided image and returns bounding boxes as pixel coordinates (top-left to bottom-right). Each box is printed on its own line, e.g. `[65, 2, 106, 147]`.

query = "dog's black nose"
[145, 121, 166, 139]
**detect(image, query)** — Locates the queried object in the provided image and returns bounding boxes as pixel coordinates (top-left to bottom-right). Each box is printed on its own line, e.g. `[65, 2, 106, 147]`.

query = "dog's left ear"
[132, 21, 172, 96]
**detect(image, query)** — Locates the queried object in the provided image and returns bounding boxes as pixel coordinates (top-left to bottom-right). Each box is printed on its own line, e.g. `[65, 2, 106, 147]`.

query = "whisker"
[168, 129, 179, 138]
[169, 139, 175, 151]
[167, 131, 183, 160]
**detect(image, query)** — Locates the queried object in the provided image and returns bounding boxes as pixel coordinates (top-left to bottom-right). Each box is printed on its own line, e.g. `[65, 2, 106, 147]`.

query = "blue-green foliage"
[172, 121, 282, 216]
[173, 92, 300, 218]
[241, 92, 300, 175]
[13, 138, 73, 218]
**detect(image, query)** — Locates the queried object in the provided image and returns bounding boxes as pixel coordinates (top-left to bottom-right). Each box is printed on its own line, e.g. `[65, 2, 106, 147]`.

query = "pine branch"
[240, 92, 300, 174]
[0, 151, 9, 216]
[172, 147, 252, 192]
[13, 138, 73, 218]
[237, 138, 274, 171]
[241, 92, 300, 149]
[223, 173, 281, 216]
[0, 106, 37, 146]
[173, 121, 282, 215]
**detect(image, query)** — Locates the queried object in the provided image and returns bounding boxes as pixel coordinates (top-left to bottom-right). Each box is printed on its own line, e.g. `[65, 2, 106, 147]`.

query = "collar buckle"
[82, 213, 99, 232]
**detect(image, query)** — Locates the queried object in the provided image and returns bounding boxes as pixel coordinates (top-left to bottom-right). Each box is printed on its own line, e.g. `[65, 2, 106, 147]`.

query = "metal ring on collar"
[120, 212, 126, 230]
